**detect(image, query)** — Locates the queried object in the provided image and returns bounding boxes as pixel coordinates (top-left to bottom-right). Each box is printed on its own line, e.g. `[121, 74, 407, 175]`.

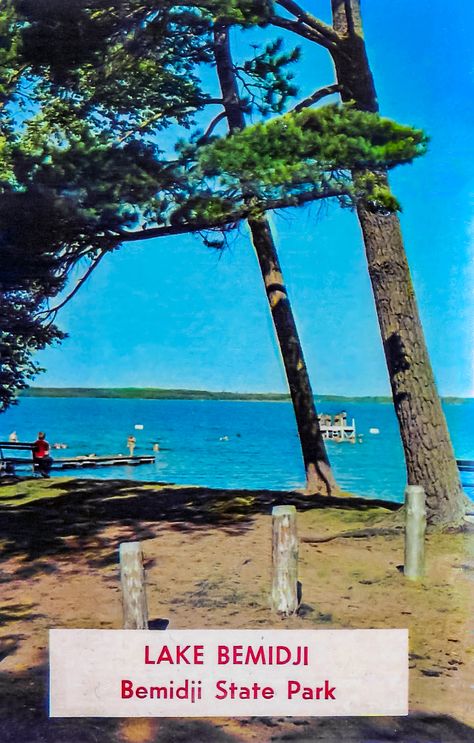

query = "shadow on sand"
[0, 477, 400, 571]
[3, 479, 472, 741]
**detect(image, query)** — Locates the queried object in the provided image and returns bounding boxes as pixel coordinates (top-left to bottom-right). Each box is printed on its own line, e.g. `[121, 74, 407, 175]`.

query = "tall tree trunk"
[329, 0, 464, 525]
[213, 23, 337, 495]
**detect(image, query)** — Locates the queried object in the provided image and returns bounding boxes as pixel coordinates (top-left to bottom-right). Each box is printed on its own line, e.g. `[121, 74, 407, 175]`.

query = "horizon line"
[20, 386, 472, 402]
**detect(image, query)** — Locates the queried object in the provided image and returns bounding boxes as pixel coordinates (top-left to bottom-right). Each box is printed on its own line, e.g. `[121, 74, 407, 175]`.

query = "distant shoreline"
[18, 387, 470, 404]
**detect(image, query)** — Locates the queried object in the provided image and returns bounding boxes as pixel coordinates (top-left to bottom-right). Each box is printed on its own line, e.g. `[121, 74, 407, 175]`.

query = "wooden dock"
[457, 459, 474, 473]
[51, 454, 155, 470]
[458, 459, 474, 491]
[0, 451, 156, 474]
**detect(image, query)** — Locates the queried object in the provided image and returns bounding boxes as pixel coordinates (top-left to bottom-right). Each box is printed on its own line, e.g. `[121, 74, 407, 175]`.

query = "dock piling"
[404, 485, 427, 580]
[119, 542, 149, 629]
[271, 505, 299, 615]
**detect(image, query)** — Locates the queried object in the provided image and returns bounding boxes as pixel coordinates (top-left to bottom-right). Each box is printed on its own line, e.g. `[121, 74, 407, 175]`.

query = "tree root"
[301, 526, 403, 544]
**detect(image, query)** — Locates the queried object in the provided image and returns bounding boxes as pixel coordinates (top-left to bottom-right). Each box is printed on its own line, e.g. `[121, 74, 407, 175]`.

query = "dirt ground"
[0, 476, 473, 742]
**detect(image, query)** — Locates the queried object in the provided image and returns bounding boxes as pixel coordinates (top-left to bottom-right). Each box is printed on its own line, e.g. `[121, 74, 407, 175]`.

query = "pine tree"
[267, 0, 465, 525]
[1, 1, 438, 506]
[212, 21, 336, 494]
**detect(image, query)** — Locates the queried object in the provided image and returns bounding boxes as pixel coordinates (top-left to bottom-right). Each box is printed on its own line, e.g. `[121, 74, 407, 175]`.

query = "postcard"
[0, 2, 472, 741]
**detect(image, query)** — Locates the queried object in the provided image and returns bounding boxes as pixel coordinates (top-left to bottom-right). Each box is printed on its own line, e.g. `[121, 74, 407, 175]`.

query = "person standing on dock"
[33, 432, 53, 478]
[127, 435, 136, 457]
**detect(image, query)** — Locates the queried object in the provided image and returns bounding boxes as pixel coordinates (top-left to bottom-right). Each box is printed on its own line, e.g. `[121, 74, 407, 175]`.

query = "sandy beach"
[0, 476, 473, 742]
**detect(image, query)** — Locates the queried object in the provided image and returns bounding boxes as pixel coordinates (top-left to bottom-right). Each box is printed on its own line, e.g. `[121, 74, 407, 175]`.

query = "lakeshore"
[3, 396, 474, 500]
[0, 476, 473, 742]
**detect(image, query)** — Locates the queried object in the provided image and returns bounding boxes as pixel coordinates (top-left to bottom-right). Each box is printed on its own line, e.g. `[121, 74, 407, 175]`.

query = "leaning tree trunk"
[213, 23, 337, 495]
[329, 0, 464, 525]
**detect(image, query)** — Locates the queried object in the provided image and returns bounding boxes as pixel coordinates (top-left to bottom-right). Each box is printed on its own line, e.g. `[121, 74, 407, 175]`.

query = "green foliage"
[199, 0, 273, 26]
[0, 1, 428, 409]
[11, 121, 170, 241]
[0, 1, 22, 178]
[0, 2, 65, 410]
[199, 104, 427, 210]
[233, 37, 300, 115]
[0, 292, 65, 412]
[12, 1, 292, 135]
[0, 0, 221, 409]
[354, 172, 400, 213]
[0, 2, 20, 98]
[1, 0, 305, 249]
[15, 0, 113, 76]
[169, 194, 237, 226]
[13, 0, 215, 137]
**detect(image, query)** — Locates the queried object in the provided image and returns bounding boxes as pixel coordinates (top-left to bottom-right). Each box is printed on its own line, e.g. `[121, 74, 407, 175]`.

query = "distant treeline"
[19, 388, 469, 404]
[20, 387, 290, 402]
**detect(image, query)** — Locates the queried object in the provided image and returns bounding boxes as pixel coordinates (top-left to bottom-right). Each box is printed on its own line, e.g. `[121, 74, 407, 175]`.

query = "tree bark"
[329, 0, 464, 525]
[213, 23, 337, 495]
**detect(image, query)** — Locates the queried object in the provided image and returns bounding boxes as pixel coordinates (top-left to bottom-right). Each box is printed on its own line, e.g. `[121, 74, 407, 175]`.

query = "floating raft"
[51, 454, 155, 470]
[319, 416, 357, 442]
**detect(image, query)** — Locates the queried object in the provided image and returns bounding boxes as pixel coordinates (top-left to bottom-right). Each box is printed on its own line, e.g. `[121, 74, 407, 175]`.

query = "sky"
[33, 0, 474, 397]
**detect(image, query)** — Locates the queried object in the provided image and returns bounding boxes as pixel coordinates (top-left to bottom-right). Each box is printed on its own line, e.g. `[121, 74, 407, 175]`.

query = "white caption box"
[50, 628, 408, 717]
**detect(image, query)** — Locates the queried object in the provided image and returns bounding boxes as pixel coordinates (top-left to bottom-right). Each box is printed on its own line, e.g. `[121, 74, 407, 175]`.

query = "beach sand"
[0, 476, 473, 742]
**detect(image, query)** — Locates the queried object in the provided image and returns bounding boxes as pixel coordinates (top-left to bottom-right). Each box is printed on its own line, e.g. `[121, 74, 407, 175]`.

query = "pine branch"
[290, 83, 341, 112]
[276, 0, 341, 43]
[197, 110, 227, 143]
[34, 251, 108, 320]
[233, 69, 258, 107]
[114, 221, 227, 243]
[116, 98, 224, 145]
[0, 65, 31, 113]
[6, 63, 29, 88]
[116, 112, 167, 145]
[113, 185, 347, 244]
[255, 185, 347, 212]
[269, 14, 338, 51]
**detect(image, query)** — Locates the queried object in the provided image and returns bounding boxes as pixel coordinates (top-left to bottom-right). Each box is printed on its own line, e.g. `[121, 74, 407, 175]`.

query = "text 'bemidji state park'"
[120, 643, 337, 704]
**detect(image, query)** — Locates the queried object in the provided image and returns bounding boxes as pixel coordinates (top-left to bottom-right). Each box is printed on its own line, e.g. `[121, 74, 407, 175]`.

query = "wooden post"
[271, 505, 299, 615]
[119, 542, 149, 629]
[404, 485, 427, 580]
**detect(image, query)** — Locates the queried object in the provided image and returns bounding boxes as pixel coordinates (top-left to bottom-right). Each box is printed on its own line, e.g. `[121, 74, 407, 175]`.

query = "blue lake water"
[1, 397, 473, 503]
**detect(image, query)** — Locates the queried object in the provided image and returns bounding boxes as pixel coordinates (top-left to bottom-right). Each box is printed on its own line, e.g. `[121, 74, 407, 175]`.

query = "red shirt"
[34, 439, 49, 458]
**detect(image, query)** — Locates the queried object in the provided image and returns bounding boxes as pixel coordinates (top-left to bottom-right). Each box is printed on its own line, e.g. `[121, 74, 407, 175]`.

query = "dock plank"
[51, 455, 155, 469]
